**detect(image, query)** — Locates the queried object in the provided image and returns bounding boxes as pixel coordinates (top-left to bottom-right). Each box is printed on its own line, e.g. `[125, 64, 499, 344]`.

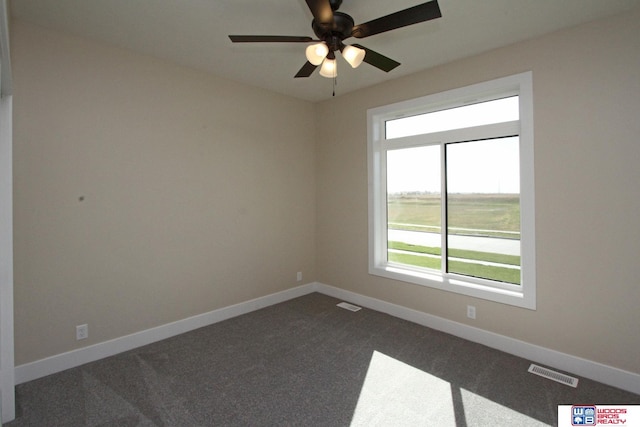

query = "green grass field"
[387, 193, 520, 239]
[387, 193, 521, 284]
[388, 241, 521, 285]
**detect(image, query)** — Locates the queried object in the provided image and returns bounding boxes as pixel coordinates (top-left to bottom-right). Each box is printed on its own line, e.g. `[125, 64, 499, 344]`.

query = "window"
[368, 72, 535, 309]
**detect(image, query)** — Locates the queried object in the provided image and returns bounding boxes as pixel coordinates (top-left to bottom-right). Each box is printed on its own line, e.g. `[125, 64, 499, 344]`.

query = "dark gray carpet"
[6, 293, 639, 426]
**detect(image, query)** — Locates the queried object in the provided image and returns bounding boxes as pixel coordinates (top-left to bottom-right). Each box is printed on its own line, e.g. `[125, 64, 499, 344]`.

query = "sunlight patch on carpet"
[350, 351, 456, 426]
[350, 351, 548, 426]
[460, 388, 548, 426]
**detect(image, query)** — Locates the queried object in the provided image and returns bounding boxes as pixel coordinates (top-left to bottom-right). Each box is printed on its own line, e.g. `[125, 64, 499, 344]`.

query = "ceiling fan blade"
[351, 0, 441, 39]
[295, 61, 319, 78]
[229, 35, 313, 43]
[352, 44, 400, 72]
[305, 0, 334, 24]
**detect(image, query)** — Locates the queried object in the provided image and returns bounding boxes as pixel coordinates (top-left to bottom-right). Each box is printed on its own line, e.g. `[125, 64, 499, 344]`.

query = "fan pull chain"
[332, 76, 337, 97]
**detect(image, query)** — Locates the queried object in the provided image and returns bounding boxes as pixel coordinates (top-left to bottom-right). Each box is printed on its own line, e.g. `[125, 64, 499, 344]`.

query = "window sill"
[370, 263, 536, 310]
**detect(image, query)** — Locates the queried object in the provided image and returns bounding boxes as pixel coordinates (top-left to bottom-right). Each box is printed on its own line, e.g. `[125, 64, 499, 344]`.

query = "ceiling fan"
[229, 0, 442, 79]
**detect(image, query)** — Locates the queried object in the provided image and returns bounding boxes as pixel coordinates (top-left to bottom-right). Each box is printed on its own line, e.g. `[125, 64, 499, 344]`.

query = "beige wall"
[11, 21, 316, 365]
[316, 9, 640, 374]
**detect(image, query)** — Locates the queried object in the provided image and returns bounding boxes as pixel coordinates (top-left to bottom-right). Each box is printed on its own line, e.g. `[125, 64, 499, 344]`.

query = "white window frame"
[367, 72, 536, 309]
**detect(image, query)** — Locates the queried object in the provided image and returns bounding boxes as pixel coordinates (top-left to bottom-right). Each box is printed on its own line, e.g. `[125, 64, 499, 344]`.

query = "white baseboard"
[15, 281, 640, 396]
[315, 282, 640, 395]
[14, 283, 316, 385]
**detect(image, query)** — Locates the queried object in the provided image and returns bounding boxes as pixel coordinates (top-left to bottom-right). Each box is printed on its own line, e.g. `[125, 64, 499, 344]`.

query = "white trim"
[15, 284, 316, 384]
[0, 95, 14, 424]
[0, 0, 14, 420]
[14, 282, 640, 396]
[314, 283, 640, 395]
[0, 0, 11, 97]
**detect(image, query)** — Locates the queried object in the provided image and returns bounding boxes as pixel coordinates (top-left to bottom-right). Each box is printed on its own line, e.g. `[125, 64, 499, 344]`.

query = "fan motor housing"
[312, 11, 354, 48]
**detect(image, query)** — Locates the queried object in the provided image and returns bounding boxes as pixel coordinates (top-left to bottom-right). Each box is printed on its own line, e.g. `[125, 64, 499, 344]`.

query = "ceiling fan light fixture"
[319, 57, 337, 78]
[342, 45, 365, 68]
[229, 0, 443, 81]
[305, 43, 329, 65]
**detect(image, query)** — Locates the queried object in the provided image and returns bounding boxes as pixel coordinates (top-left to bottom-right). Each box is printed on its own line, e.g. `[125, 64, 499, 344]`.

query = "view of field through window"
[385, 98, 521, 285]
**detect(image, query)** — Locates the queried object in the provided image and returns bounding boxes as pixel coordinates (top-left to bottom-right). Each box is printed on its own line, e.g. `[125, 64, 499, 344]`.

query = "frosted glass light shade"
[305, 43, 329, 65]
[342, 45, 365, 68]
[319, 58, 337, 78]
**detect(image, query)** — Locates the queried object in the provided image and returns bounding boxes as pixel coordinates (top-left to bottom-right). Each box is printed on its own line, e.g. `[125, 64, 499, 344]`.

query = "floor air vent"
[337, 302, 362, 312]
[528, 363, 579, 387]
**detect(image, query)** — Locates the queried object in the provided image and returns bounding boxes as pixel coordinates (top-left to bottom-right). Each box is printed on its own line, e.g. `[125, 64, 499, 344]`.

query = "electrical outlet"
[76, 324, 88, 340]
[296, 272, 302, 282]
[467, 305, 476, 320]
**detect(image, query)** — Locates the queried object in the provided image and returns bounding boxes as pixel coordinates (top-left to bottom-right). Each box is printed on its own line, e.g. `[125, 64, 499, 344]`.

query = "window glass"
[387, 146, 441, 269]
[386, 96, 519, 139]
[446, 137, 520, 284]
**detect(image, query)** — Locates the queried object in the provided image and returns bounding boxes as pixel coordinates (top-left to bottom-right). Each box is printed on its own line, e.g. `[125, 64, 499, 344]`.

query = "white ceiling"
[11, 0, 640, 102]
